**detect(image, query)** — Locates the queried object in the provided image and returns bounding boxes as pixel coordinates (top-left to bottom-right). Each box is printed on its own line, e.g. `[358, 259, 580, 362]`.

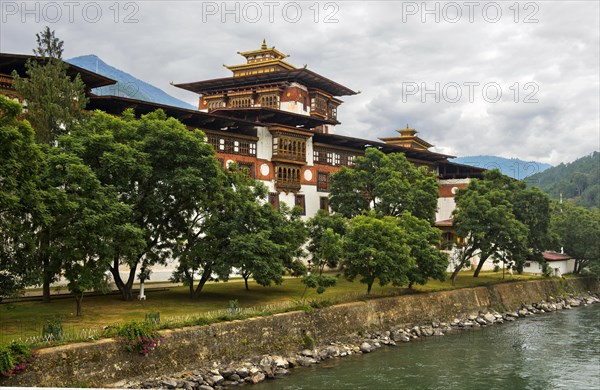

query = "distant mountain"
[66, 55, 195, 110]
[450, 155, 552, 180]
[527, 152, 599, 209]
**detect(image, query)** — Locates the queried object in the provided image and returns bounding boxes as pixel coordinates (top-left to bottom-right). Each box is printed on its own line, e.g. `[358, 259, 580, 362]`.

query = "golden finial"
[261, 39, 267, 50]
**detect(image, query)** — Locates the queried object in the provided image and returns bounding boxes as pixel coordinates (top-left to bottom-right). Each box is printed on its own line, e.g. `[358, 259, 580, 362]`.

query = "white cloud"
[1, 0, 598, 165]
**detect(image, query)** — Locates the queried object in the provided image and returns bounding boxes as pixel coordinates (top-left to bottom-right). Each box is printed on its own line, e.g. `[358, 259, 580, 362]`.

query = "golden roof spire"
[261, 39, 267, 50]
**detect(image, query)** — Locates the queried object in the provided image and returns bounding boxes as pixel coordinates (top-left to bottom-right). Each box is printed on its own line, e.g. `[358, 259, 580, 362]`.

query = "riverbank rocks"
[131, 291, 600, 390]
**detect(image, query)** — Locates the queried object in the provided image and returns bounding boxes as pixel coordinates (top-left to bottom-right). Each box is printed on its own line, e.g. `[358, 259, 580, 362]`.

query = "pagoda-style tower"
[174, 40, 357, 134]
[379, 126, 433, 150]
[226, 39, 296, 77]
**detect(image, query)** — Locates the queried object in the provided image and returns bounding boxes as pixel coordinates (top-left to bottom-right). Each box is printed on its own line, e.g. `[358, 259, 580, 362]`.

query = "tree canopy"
[0, 96, 46, 299]
[451, 170, 529, 282]
[12, 27, 88, 145]
[342, 214, 414, 294]
[329, 148, 439, 222]
[551, 202, 600, 274]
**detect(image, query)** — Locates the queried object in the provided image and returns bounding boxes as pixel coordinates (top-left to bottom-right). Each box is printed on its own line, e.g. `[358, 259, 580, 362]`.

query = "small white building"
[523, 251, 575, 277]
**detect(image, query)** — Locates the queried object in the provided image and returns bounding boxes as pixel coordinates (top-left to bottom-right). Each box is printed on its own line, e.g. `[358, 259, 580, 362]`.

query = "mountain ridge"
[66, 54, 195, 110]
[450, 155, 552, 180]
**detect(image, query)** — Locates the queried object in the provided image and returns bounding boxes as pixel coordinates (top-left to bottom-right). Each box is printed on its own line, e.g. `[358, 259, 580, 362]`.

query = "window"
[268, 192, 279, 208]
[249, 143, 256, 155]
[326, 152, 334, 165]
[317, 172, 329, 192]
[272, 135, 306, 162]
[320, 197, 329, 212]
[219, 138, 225, 151]
[275, 165, 301, 192]
[295, 194, 305, 215]
[260, 94, 280, 109]
[230, 97, 252, 108]
[207, 100, 225, 111]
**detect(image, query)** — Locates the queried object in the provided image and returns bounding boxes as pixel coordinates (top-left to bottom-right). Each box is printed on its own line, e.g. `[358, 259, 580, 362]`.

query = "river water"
[254, 304, 600, 390]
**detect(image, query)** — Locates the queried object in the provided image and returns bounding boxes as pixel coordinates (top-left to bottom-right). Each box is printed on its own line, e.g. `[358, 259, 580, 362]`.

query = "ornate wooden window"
[275, 165, 301, 192]
[317, 172, 329, 192]
[295, 194, 306, 215]
[313, 147, 358, 167]
[230, 97, 253, 108]
[310, 95, 327, 116]
[259, 94, 280, 109]
[320, 197, 329, 212]
[272, 135, 307, 162]
[204, 133, 257, 157]
[268, 192, 279, 208]
[207, 100, 225, 111]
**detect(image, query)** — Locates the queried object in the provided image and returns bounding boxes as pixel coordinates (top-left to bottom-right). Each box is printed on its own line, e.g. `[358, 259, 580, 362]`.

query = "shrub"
[42, 317, 64, 341]
[0, 341, 33, 377]
[145, 312, 160, 325]
[115, 321, 164, 355]
[302, 333, 315, 349]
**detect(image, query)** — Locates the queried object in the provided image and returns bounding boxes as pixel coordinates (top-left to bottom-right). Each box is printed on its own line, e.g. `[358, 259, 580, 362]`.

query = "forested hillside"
[527, 152, 599, 209]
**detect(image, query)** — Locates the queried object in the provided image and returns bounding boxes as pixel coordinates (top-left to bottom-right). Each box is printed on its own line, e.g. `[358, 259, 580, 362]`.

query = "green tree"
[342, 214, 413, 294]
[397, 211, 448, 288]
[172, 166, 306, 297]
[11, 27, 89, 302]
[0, 97, 46, 299]
[551, 203, 600, 274]
[451, 170, 529, 283]
[12, 27, 88, 144]
[43, 149, 144, 315]
[303, 210, 346, 294]
[329, 148, 439, 221]
[62, 109, 220, 300]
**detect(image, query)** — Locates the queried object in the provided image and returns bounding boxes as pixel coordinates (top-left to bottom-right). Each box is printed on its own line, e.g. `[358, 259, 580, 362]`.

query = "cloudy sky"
[1, 1, 598, 165]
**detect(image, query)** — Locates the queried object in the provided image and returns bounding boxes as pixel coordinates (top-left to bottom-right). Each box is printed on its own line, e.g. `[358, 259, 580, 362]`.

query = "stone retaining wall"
[5, 278, 599, 388]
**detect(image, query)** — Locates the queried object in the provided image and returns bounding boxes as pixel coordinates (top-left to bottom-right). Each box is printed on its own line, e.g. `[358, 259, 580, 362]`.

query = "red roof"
[542, 251, 572, 261]
[435, 219, 454, 227]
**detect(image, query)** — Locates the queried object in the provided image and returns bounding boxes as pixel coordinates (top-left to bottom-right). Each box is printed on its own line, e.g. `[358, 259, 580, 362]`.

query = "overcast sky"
[1, 1, 598, 165]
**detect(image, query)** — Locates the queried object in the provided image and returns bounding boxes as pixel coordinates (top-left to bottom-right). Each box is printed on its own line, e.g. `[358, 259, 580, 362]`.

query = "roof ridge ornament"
[261, 39, 267, 50]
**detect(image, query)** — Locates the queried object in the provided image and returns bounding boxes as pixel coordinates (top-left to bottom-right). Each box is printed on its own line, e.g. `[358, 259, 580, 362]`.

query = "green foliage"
[451, 170, 535, 280]
[342, 214, 414, 294]
[528, 152, 599, 209]
[329, 148, 439, 221]
[12, 27, 88, 144]
[42, 317, 64, 341]
[0, 341, 33, 377]
[228, 300, 239, 312]
[302, 333, 315, 349]
[396, 211, 448, 288]
[145, 312, 160, 325]
[115, 321, 164, 355]
[62, 109, 216, 300]
[0, 96, 46, 299]
[551, 202, 600, 274]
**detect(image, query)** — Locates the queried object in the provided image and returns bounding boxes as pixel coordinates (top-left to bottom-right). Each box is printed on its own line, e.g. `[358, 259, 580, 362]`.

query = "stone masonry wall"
[5, 278, 598, 388]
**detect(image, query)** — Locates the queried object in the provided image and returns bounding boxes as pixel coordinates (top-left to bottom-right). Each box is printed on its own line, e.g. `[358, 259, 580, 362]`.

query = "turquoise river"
[254, 303, 600, 389]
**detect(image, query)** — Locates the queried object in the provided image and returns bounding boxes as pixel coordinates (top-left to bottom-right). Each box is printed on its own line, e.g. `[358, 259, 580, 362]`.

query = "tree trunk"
[192, 268, 212, 299]
[42, 258, 51, 303]
[367, 281, 373, 295]
[110, 256, 138, 301]
[473, 255, 489, 277]
[244, 275, 250, 291]
[40, 230, 52, 303]
[75, 292, 83, 316]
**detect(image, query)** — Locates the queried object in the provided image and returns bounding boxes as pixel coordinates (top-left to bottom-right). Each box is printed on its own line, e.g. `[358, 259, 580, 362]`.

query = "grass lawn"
[0, 271, 542, 346]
